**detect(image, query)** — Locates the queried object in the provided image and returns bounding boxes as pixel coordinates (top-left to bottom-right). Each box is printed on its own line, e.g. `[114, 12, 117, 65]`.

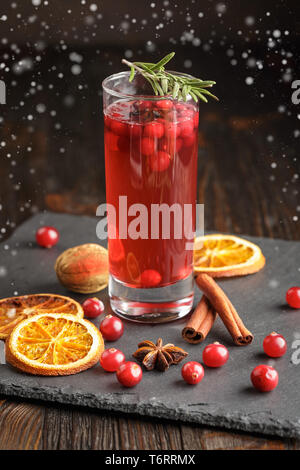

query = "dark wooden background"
[0, 0, 299, 450]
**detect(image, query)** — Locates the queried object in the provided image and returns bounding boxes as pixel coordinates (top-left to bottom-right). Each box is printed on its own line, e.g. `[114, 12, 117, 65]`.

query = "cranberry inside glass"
[102, 71, 198, 323]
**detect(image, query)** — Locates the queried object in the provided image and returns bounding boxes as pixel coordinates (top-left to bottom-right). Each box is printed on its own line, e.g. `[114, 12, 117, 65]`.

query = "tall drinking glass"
[102, 71, 198, 323]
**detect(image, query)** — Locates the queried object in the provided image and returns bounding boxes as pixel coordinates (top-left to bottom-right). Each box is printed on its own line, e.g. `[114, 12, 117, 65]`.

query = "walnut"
[55, 244, 109, 294]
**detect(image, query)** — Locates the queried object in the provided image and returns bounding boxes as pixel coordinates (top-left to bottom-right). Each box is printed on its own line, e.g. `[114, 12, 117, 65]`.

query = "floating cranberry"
[251, 365, 279, 392]
[149, 151, 171, 172]
[144, 121, 164, 139]
[100, 348, 125, 372]
[140, 269, 162, 287]
[165, 122, 181, 139]
[175, 102, 187, 112]
[129, 123, 142, 139]
[117, 136, 130, 152]
[158, 137, 169, 152]
[263, 332, 287, 358]
[82, 297, 105, 319]
[117, 361, 143, 387]
[182, 361, 204, 385]
[178, 146, 192, 166]
[183, 108, 195, 119]
[158, 136, 179, 155]
[100, 315, 124, 341]
[176, 138, 183, 152]
[36, 226, 59, 248]
[105, 131, 119, 151]
[202, 343, 229, 368]
[286, 287, 300, 308]
[179, 120, 194, 138]
[183, 134, 196, 148]
[110, 120, 128, 136]
[135, 100, 152, 112]
[155, 99, 173, 110]
[141, 137, 156, 156]
[104, 115, 112, 129]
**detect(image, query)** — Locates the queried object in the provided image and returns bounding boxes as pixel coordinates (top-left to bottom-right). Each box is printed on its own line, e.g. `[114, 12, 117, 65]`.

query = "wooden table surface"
[0, 47, 299, 450]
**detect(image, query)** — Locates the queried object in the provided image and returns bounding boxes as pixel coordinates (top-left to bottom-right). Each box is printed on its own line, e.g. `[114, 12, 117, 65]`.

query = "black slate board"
[0, 212, 299, 438]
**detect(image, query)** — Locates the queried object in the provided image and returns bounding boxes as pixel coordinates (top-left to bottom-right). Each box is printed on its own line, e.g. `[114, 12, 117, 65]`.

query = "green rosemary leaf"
[186, 79, 215, 86]
[172, 81, 180, 99]
[185, 79, 203, 85]
[161, 78, 169, 94]
[191, 81, 216, 88]
[155, 81, 165, 96]
[189, 90, 199, 103]
[144, 75, 158, 95]
[134, 62, 156, 70]
[134, 61, 156, 67]
[129, 66, 135, 82]
[182, 84, 189, 101]
[151, 52, 175, 71]
[186, 85, 192, 98]
[134, 63, 156, 75]
[198, 89, 219, 101]
[175, 76, 186, 84]
[193, 89, 208, 103]
[122, 53, 218, 104]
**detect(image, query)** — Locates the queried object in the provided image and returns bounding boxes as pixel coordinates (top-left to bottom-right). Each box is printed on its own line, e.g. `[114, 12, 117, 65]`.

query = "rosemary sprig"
[122, 52, 218, 103]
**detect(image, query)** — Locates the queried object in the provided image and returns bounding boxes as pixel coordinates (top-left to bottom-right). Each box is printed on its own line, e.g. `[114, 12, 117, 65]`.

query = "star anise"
[132, 338, 188, 372]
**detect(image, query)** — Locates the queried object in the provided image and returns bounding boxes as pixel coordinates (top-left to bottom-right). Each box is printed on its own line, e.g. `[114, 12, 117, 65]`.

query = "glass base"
[109, 274, 194, 323]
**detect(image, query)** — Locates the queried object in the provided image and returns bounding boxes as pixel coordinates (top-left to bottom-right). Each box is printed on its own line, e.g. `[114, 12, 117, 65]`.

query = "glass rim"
[102, 70, 196, 101]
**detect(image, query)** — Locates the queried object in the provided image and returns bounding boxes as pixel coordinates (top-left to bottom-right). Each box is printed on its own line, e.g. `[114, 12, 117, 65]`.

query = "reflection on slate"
[0, 212, 299, 438]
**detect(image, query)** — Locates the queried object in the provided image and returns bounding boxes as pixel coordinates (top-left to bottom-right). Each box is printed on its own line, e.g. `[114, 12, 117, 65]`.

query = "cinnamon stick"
[182, 295, 217, 344]
[195, 273, 253, 346]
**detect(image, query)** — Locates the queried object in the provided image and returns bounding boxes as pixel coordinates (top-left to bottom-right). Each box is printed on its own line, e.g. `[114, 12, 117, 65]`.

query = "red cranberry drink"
[105, 99, 198, 284]
[102, 53, 217, 322]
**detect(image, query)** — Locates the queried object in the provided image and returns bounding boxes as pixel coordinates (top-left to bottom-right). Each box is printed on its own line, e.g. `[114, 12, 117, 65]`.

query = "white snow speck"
[36, 103, 46, 113]
[0, 266, 7, 277]
[71, 64, 82, 75]
[183, 59, 192, 68]
[269, 279, 279, 289]
[215, 3, 226, 14]
[245, 16, 255, 26]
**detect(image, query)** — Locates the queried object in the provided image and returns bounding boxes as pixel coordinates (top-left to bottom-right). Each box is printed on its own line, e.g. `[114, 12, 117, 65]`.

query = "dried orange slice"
[193, 234, 265, 277]
[0, 294, 83, 340]
[6, 313, 104, 376]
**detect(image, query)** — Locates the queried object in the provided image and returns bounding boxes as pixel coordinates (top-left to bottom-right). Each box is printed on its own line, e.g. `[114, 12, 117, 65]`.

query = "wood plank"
[0, 399, 42, 450]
